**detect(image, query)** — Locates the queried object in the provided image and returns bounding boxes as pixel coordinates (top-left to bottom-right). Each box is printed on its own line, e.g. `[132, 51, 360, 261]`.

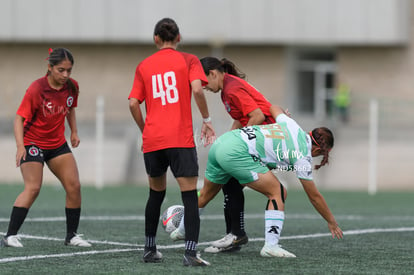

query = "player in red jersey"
[0, 48, 91, 248]
[171, 57, 280, 252]
[128, 18, 215, 266]
[202, 57, 275, 130]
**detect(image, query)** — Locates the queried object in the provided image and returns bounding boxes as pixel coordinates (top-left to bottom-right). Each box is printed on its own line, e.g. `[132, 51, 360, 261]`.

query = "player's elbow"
[257, 113, 266, 124]
[129, 98, 140, 110]
[192, 87, 204, 98]
[248, 109, 265, 125]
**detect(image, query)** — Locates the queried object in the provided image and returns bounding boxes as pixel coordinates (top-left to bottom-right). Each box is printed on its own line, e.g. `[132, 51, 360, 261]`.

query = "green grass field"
[0, 183, 413, 274]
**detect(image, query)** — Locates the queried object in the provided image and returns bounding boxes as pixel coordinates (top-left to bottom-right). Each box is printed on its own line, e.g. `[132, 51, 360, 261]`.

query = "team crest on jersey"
[67, 96, 74, 107]
[28, 146, 40, 157]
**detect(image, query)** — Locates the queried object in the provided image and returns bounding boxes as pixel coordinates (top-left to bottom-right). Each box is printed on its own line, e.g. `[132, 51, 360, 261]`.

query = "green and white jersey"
[237, 114, 313, 180]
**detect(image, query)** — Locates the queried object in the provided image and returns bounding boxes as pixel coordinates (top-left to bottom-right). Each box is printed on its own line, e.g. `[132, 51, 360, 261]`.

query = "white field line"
[1, 214, 414, 223]
[1, 227, 414, 264]
[0, 248, 140, 264]
[0, 233, 143, 247]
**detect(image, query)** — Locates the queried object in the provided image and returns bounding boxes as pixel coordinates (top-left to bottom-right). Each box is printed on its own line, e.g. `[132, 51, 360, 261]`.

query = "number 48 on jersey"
[152, 71, 179, 105]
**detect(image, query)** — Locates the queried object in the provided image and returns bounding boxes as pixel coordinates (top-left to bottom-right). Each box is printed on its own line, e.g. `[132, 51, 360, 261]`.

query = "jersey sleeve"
[72, 92, 79, 108]
[293, 157, 313, 180]
[188, 56, 208, 86]
[128, 64, 146, 102]
[227, 89, 260, 117]
[276, 114, 304, 133]
[16, 83, 40, 120]
[70, 78, 79, 108]
[276, 113, 292, 124]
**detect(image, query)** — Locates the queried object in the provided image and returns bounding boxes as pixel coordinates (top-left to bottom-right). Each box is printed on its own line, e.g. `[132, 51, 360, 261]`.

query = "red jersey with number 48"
[129, 48, 207, 153]
[221, 74, 275, 126]
[16, 75, 78, 150]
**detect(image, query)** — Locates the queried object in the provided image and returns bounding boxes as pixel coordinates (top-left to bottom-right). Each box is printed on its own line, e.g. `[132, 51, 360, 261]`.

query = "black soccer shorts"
[20, 142, 72, 165]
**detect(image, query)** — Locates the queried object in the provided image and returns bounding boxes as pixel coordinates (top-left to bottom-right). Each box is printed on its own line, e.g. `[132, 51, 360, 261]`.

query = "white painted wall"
[0, 0, 409, 45]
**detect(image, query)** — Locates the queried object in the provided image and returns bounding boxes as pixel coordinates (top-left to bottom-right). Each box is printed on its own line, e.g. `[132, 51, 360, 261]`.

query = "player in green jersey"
[197, 105, 343, 257]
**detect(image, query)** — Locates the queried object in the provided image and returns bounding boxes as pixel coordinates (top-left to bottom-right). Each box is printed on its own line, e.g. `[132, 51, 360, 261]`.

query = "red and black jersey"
[129, 48, 207, 153]
[17, 75, 78, 149]
[221, 74, 274, 126]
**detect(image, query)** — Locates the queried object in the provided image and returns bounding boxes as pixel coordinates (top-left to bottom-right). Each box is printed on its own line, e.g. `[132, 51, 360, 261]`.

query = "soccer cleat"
[210, 233, 248, 248]
[170, 228, 185, 241]
[183, 253, 210, 266]
[1, 235, 23, 248]
[260, 244, 296, 258]
[143, 248, 163, 263]
[64, 233, 92, 247]
[204, 245, 242, 253]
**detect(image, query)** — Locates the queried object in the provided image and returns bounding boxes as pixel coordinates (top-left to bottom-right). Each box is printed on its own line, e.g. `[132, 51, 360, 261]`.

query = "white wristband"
[203, 117, 211, 123]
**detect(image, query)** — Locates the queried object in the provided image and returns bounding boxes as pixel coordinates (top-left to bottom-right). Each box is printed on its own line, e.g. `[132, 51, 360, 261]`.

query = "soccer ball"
[161, 205, 184, 233]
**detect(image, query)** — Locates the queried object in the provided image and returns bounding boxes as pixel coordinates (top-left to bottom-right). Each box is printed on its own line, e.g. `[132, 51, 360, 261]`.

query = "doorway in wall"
[289, 49, 337, 121]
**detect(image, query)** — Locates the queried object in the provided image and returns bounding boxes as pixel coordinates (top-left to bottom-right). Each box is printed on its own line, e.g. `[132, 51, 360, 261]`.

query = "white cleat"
[65, 233, 92, 247]
[210, 233, 236, 248]
[204, 245, 242, 253]
[210, 233, 248, 248]
[260, 244, 296, 258]
[170, 228, 185, 241]
[1, 235, 23, 248]
[204, 246, 223, 253]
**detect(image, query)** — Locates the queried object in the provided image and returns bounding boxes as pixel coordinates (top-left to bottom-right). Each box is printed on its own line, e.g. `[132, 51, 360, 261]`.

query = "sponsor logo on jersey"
[67, 96, 74, 107]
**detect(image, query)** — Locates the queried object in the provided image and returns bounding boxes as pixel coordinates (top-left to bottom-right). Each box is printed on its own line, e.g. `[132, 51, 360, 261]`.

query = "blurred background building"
[0, 0, 413, 190]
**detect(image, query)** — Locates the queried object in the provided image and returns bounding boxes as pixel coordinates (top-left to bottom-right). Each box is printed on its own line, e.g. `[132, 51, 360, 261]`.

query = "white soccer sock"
[264, 210, 285, 246]
[178, 208, 204, 234]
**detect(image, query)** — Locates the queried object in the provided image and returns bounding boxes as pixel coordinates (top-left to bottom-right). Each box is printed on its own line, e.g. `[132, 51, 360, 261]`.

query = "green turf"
[0, 184, 413, 274]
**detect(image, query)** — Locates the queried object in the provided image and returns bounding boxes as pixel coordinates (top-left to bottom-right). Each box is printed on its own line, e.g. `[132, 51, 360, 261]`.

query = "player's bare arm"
[230, 120, 243, 130]
[245, 108, 265, 126]
[129, 98, 145, 133]
[14, 114, 26, 167]
[300, 178, 343, 239]
[192, 79, 216, 145]
[270, 105, 291, 120]
[66, 109, 80, 148]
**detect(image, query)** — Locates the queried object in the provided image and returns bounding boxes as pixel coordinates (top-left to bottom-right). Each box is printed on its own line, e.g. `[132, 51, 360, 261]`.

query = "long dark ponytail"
[200, 57, 246, 79]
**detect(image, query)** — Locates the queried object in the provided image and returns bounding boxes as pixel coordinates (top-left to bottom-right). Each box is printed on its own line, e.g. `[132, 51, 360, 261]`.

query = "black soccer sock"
[222, 178, 238, 234]
[223, 191, 231, 234]
[181, 189, 199, 254]
[6, 206, 29, 237]
[144, 188, 166, 247]
[65, 208, 81, 240]
[145, 236, 156, 250]
[223, 178, 246, 237]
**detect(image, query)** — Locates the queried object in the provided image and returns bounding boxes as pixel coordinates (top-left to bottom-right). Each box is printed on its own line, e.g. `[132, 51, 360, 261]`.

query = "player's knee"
[65, 179, 81, 192]
[64, 180, 81, 200]
[24, 184, 41, 199]
[28, 189, 40, 200]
